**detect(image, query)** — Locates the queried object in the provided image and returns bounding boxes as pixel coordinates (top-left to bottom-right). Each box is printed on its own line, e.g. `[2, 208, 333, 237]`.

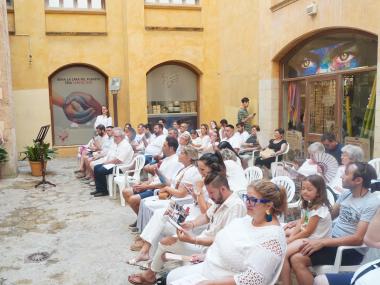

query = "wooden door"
[304, 76, 340, 146]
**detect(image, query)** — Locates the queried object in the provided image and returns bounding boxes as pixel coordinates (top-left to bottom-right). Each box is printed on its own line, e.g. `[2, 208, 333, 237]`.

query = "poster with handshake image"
[50, 66, 106, 146]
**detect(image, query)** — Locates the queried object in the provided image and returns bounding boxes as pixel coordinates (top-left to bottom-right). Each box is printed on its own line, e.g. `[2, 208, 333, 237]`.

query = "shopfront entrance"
[281, 30, 377, 159]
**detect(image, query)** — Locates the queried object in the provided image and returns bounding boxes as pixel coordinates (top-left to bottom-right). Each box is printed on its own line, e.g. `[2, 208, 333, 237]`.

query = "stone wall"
[0, 0, 17, 177]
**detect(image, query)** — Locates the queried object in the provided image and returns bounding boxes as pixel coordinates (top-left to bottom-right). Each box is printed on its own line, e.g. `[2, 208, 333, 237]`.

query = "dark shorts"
[310, 247, 364, 266]
[325, 272, 354, 285]
[137, 190, 154, 199]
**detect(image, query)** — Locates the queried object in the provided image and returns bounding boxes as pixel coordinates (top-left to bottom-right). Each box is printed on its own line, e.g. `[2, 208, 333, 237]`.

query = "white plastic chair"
[311, 245, 367, 274]
[275, 143, 290, 163]
[110, 155, 145, 205]
[271, 176, 295, 204]
[369, 158, 380, 178]
[244, 166, 263, 184]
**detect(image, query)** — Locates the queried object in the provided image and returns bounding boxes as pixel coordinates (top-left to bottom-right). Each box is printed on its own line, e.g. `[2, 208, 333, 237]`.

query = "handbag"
[260, 148, 275, 159]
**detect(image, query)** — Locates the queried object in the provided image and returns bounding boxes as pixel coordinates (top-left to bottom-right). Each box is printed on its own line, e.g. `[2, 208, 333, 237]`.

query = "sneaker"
[129, 221, 137, 228]
[89, 181, 95, 186]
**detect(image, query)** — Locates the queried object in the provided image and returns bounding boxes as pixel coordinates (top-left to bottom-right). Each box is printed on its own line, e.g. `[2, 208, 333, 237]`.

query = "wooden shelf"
[148, 112, 197, 118]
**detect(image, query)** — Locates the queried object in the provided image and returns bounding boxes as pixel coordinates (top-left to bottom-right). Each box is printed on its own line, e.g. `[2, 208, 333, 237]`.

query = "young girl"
[280, 174, 332, 285]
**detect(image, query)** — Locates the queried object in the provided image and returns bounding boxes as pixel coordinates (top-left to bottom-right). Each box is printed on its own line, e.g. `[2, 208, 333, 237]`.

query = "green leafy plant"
[0, 146, 8, 163]
[22, 141, 57, 161]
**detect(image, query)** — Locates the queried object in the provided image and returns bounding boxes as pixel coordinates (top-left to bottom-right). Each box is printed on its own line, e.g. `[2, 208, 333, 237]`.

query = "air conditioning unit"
[306, 3, 318, 16]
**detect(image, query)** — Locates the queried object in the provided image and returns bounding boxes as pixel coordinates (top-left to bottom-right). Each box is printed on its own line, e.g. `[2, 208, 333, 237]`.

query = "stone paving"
[0, 158, 140, 285]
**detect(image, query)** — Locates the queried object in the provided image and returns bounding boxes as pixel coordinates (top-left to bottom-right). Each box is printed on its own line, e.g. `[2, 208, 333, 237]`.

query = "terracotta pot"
[29, 161, 47, 177]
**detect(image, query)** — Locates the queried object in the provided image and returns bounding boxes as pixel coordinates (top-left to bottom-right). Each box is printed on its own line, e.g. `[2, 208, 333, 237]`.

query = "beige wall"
[257, 0, 380, 156]
[8, 0, 262, 156]
[6, 0, 380, 158]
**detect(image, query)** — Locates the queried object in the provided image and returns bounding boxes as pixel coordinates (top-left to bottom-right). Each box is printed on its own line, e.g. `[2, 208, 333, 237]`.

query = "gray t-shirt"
[332, 190, 380, 238]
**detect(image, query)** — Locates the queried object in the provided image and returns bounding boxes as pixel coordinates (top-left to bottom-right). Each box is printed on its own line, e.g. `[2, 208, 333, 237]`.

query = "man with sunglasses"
[290, 162, 380, 285]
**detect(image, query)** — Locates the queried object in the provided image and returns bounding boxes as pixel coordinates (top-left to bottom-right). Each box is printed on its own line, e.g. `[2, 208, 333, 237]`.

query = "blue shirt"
[326, 143, 343, 165]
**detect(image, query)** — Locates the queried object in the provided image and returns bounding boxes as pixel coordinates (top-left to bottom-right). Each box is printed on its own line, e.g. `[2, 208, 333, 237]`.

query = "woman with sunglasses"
[166, 180, 288, 285]
[127, 152, 226, 267]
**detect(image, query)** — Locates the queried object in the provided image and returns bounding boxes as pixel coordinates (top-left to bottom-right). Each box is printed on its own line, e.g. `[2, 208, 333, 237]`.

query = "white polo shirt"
[145, 134, 167, 156]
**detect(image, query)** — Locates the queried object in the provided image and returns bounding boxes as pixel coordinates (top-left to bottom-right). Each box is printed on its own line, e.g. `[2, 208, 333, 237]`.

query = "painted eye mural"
[285, 33, 377, 78]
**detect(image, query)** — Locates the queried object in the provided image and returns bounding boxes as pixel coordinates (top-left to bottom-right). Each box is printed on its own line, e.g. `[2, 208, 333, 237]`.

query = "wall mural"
[50, 66, 106, 146]
[285, 33, 377, 78]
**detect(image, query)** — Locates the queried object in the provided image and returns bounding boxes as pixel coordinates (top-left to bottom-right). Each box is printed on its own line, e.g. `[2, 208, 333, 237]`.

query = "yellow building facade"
[4, 0, 380, 159]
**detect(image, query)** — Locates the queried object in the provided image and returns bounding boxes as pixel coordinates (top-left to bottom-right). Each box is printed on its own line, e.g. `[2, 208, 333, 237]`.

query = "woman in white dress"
[93, 105, 112, 129]
[192, 124, 211, 152]
[128, 151, 226, 265]
[166, 180, 288, 285]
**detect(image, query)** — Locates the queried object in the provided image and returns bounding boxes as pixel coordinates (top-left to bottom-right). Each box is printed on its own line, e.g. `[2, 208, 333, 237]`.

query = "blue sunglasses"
[242, 194, 271, 205]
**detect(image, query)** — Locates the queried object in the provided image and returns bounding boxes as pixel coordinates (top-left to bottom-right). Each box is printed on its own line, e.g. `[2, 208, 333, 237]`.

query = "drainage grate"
[25, 251, 51, 263]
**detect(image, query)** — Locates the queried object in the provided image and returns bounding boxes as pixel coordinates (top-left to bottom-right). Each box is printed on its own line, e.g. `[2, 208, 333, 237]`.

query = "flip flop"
[126, 258, 150, 270]
[128, 273, 156, 285]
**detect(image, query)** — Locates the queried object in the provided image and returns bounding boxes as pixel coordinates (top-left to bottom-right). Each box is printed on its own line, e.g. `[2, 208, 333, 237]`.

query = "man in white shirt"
[158, 119, 168, 135]
[236, 122, 250, 144]
[91, 127, 134, 197]
[143, 123, 166, 164]
[124, 136, 183, 214]
[221, 124, 242, 152]
[127, 172, 247, 284]
[78, 125, 114, 183]
[178, 122, 190, 137]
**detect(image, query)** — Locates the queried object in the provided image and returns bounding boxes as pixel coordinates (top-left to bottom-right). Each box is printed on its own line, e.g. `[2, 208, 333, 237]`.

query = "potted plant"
[0, 145, 8, 179]
[22, 141, 57, 176]
[0, 146, 7, 164]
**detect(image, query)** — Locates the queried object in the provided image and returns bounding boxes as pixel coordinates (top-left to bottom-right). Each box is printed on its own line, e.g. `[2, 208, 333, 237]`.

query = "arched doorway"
[146, 62, 199, 130]
[280, 30, 377, 159]
[49, 64, 108, 146]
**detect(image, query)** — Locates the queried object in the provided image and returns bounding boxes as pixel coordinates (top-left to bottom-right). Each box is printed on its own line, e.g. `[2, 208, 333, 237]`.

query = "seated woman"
[296, 142, 325, 177]
[202, 129, 220, 154]
[255, 128, 287, 169]
[128, 152, 226, 265]
[192, 124, 211, 152]
[134, 145, 202, 232]
[329, 144, 364, 195]
[166, 180, 288, 285]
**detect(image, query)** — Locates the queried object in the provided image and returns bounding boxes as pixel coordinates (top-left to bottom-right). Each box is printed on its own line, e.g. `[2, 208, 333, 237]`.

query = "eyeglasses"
[242, 194, 271, 206]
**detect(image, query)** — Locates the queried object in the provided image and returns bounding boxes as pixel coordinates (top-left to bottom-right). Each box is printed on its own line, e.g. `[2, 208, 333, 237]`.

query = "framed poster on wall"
[50, 65, 107, 146]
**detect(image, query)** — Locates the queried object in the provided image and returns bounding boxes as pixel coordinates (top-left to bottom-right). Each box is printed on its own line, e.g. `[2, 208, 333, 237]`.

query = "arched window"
[49, 65, 107, 146]
[281, 30, 377, 159]
[147, 63, 198, 129]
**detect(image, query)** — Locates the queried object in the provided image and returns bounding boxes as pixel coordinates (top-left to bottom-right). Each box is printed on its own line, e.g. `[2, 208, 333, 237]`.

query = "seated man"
[123, 137, 183, 218]
[221, 124, 242, 153]
[91, 127, 134, 197]
[78, 125, 113, 183]
[314, 207, 380, 285]
[127, 172, 247, 285]
[321, 132, 343, 165]
[75, 124, 107, 176]
[290, 162, 380, 285]
[142, 123, 166, 165]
